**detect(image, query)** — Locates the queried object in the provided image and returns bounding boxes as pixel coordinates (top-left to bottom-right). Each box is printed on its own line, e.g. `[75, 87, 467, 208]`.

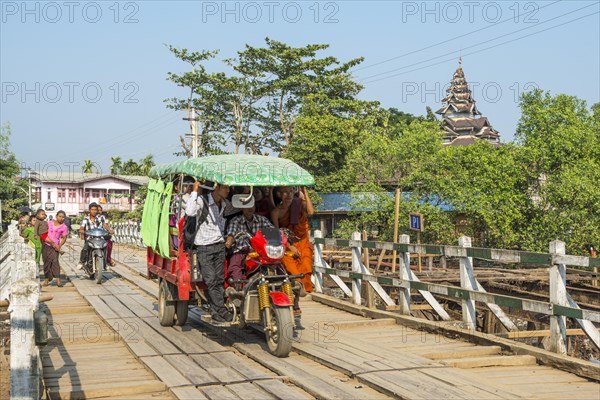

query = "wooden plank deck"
[59, 243, 387, 400]
[40, 281, 171, 399]
[54, 242, 600, 400]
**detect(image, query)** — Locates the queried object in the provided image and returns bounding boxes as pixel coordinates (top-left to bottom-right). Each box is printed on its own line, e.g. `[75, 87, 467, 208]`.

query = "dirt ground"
[0, 316, 9, 400]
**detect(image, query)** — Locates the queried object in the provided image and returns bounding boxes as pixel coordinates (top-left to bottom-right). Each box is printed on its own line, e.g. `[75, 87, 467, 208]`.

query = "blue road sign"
[409, 213, 423, 232]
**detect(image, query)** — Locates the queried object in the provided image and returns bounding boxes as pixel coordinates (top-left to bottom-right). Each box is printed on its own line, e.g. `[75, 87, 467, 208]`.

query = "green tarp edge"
[148, 154, 315, 186]
[157, 182, 173, 259]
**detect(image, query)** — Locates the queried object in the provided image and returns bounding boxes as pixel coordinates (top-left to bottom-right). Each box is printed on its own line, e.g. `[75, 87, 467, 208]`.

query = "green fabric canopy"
[149, 155, 315, 186]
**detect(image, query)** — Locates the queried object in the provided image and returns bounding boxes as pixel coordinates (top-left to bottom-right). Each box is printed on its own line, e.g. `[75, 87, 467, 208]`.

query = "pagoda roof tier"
[442, 91, 476, 103]
[441, 118, 500, 140]
[436, 102, 480, 115]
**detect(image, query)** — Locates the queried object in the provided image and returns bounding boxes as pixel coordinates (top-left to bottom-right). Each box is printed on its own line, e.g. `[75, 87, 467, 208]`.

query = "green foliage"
[410, 141, 530, 248]
[348, 118, 444, 188]
[165, 39, 364, 155]
[162, 42, 598, 253]
[0, 122, 28, 226]
[514, 90, 600, 252]
[110, 156, 122, 174]
[337, 118, 449, 241]
[82, 160, 95, 173]
[332, 90, 599, 253]
[125, 183, 148, 220]
[109, 155, 154, 176]
[286, 94, 384, 191]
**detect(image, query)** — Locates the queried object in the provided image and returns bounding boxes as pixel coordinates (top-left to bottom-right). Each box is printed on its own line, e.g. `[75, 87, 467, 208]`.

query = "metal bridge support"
[350, 232, 363, 305]
[312, 230, 324, 293]
[549, 240, 568, 355]
[459, 236, 477, 330]
[399, 235, 450, 320]
[397, 235, 411, 315]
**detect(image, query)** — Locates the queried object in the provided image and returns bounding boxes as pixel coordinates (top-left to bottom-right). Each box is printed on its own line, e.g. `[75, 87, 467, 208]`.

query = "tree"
[165, 39, 364, 155]
[110, 156, 122, 175]
[82, 160, 95, 174]
[165, 46, 228, 157]
[121, 159, 141, 175]
[515, 90, 600, 252]
[286, 93, 385, 191]
[125, 183, 147, 220]
[236, 38, 364, 153]
[0, 122, 28, 226]
[139, 155, 155, 175]
[409, 141, 531, 248]
[339, 119, 448, 242]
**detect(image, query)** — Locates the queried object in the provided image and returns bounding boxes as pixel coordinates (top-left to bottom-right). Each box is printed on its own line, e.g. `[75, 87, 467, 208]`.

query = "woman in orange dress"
[271, 186, 314, 297]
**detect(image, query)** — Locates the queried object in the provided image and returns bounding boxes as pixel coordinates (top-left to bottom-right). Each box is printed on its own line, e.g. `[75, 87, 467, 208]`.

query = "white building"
[30, 172, 148, 218]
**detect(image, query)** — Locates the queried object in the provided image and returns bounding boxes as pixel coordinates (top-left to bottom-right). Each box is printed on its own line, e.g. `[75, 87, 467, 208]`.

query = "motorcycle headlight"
[265, 245, 284, 259]
[89, 237, 106, 249]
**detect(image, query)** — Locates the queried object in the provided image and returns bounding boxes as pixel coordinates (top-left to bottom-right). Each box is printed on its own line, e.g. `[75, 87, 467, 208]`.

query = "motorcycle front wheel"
[94, 254, 103, 284]
[265, 306, 294, 358]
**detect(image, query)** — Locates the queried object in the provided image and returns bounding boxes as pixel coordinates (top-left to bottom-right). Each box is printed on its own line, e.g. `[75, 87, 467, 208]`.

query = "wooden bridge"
[2, 226, 600, 399]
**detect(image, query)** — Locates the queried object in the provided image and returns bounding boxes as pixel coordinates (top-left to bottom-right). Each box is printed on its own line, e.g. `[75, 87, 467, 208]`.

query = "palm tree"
[122, 159, 140, 175]
[110, 156, 122, 175]
[82, 160, 95, 174]
[139, 155, 155, 175]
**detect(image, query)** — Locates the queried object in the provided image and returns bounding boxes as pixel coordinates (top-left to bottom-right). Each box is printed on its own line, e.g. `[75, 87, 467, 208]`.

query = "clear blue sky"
[1, 0, 599, 174]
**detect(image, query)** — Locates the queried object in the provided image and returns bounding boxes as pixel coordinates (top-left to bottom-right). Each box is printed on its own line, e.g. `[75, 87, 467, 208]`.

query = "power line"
[353, 0, 563, 72]
[91, 116, 181, 158]
[358, 3, 597, 82]
[51, 110, 179, 161]
[362, 10, 599, 85]
[91, 111, 180, 153]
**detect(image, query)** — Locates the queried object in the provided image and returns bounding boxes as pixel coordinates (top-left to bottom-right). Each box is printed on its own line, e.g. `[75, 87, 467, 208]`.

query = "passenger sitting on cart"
[225, 194, 275, 287]
[169, 179, 191, 256]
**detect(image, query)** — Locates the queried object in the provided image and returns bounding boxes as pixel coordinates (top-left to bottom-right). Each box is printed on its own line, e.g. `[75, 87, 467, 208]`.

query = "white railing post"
[549, 240, 568, 354]
[459, 236, 477, 330]
[312, 230, 324, 293]
[9, 277, 40, 400]
[397, 234, 411, 315]
[350, 232, 362, 305]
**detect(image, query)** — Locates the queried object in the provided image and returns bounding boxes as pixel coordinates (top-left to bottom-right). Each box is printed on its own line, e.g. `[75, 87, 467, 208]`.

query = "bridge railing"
[111, 220, 145, 248]
[0, 221, 42, 399]
[312, 230, 600, 356]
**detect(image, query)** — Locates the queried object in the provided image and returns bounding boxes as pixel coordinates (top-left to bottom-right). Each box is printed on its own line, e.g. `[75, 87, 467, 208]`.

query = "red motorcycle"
[195, 226, 302, 357]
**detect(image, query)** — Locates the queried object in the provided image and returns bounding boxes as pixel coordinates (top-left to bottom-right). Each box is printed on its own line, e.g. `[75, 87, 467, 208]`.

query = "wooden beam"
[499, 328, 600, 339]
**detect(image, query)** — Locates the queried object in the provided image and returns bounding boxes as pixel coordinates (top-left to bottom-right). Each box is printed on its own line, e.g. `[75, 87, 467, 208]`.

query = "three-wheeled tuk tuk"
[143, 155, 315, 357]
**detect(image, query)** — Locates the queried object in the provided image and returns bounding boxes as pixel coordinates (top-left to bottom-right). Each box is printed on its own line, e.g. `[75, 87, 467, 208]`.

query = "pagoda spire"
[435, 59, 500, 146]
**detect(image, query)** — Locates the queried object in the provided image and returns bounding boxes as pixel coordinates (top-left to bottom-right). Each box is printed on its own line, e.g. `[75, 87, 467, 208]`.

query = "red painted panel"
[269, 292, 291, 306]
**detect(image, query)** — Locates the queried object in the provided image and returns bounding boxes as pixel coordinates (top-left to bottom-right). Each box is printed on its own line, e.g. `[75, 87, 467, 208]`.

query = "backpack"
[182, 193, 209, 251]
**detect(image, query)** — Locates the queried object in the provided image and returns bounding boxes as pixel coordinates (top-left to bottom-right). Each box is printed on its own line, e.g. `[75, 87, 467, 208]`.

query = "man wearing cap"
[225, 195, 274, 283]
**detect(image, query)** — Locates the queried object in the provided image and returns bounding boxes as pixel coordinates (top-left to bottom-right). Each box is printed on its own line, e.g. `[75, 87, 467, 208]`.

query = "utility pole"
[0, 198, 3, 233]
[26, 168, 32, 209]
[183, 108, 199, 158]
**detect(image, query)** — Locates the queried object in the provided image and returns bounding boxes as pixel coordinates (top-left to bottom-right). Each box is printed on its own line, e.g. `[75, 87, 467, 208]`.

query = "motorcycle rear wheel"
[265, 306, 294, 358]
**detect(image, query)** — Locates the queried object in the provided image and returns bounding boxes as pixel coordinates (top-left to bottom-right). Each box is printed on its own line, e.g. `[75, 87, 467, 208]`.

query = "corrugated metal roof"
[34, 172, 148, 185]
[316, 192, 394, 213]
[315, 192, 453, 213]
